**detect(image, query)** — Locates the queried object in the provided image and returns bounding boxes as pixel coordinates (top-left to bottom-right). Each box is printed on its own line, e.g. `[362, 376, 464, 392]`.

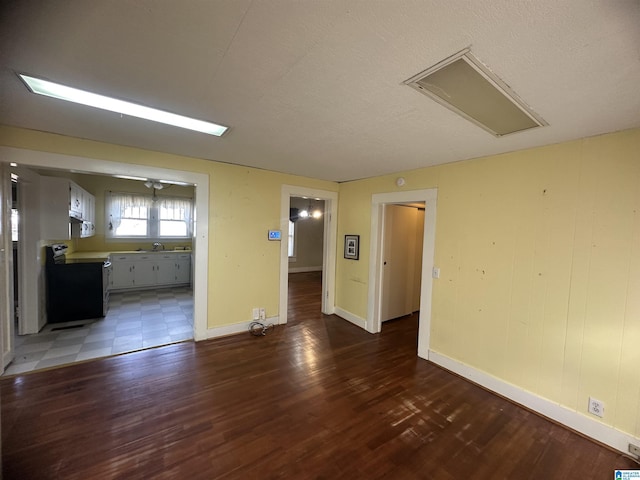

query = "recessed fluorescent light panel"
[18, 74, 228, 136]
[113, 175, 148, 181]
[404, 49, 547, 136]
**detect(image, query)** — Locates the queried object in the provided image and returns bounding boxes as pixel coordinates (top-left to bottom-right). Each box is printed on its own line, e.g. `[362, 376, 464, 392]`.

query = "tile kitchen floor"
[4, 286, 194, 376]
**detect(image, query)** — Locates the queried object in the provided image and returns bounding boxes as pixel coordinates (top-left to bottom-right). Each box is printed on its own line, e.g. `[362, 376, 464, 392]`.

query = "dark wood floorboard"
[1, 272, 636, 479]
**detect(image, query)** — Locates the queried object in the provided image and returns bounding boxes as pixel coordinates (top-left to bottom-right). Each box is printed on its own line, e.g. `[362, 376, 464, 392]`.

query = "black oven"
[45, 244, 109, 323]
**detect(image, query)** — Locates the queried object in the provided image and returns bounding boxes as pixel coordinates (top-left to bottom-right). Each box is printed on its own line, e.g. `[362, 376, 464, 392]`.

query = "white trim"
[429, 350, 640, 458]
[288, 266, 322, 273]
[367, 189, 437, 360]
[206, 315, 280, 339]
[280, 185, 338, 324]
[0, 146, 209, 342]
[0, 164, 14, 370]
[334, 307, 367, 330]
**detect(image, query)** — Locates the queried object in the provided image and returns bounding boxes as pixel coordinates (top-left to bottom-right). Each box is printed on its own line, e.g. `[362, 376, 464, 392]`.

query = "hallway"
[287, 271, 323, 323]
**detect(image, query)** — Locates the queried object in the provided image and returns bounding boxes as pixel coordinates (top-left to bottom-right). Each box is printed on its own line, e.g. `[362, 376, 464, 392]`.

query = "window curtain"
[158, 197, 193, 234]
[106, 192, 152, 238]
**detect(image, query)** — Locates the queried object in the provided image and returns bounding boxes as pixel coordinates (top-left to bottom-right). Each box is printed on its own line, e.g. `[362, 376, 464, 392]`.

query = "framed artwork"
[344, 234, 360, 260]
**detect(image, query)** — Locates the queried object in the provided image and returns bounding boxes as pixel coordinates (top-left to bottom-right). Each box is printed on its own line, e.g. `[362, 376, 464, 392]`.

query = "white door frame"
[0, 163, 15, 370]
[0, 146, 210, 341]
[367, 188, 437, 359]
[279, 185, 338, 324]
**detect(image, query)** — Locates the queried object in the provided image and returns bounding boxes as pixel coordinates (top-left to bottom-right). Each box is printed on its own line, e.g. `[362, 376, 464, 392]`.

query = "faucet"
[152, 242, 164, 251]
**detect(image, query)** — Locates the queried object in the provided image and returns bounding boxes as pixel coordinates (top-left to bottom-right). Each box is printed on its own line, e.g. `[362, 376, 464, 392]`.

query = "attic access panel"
[405, 49, 547, 136]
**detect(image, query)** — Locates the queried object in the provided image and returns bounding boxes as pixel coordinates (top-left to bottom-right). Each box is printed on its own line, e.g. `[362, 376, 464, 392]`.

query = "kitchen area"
[5, 167, 195, 375]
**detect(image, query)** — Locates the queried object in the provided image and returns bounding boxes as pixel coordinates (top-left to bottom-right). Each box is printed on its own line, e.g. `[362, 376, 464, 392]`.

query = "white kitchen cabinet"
[110, 252, 192, 291]
[40, 176, 96, 239]
[175, 254, 191, 284]
[69, 182, 83, 219]
[111, 256, 136, 289]
[155, 254, 178, 285]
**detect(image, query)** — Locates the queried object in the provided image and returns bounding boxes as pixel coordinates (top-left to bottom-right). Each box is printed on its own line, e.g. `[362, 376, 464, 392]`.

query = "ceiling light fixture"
[144, 179, 164, 190]
[404, 48, 547, 136]
[18, 73, 229, 137]
[295, 199, 323, 221]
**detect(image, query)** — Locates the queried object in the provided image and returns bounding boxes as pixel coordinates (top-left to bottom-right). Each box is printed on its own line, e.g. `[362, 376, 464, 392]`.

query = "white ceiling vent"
[404, 49, 547, 136]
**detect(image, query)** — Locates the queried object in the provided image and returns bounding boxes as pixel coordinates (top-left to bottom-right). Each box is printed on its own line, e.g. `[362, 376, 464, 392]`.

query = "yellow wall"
[0, 125, 338, 329]
[336, 128, 640, 438]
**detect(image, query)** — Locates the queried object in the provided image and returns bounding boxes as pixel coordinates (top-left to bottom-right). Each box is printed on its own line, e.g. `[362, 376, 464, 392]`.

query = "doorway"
[380, 203, 425, 324]
[368, 189, 437, 360]
[279, 185, 338, 325]
[287, 197, 325, 322]
[0, 146, 209, 373]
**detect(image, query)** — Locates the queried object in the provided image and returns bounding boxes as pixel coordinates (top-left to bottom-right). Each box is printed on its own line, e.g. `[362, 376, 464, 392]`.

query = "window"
[158, 198, 192, 237]
[288, 220, 296, 258]
[107, 192, 192, 239]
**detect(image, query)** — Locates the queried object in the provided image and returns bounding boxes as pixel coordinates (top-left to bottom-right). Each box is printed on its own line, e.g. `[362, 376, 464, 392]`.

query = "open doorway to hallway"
[279, 185, 338, 325]
[287, 197, 324, 322]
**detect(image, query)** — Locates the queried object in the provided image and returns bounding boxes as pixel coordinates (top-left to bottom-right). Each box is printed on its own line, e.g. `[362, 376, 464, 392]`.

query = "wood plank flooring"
[1, 271, 637, 479]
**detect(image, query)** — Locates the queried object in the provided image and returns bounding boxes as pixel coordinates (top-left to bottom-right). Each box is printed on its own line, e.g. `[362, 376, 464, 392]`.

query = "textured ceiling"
[1, 1, 639, 182]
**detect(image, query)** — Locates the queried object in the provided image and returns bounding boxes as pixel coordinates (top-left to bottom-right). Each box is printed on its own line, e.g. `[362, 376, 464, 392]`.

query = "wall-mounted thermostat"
[268, 230, 281, 241]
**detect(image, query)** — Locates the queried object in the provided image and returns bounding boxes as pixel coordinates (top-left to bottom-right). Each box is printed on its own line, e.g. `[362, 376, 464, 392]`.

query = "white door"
[381, 205, 418, 322]
[0, 164, 15, 370]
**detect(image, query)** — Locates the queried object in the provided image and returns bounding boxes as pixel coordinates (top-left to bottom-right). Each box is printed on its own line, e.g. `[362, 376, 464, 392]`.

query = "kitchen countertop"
[65, 251, 112, 263]
[66, 249, 191, 263]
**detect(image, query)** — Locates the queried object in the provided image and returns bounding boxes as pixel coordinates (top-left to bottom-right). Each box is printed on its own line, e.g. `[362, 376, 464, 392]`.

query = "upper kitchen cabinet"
[40, 176, 96, 239]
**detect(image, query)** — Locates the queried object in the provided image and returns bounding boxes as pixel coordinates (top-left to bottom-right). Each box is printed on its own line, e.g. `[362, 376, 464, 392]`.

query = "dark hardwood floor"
[1, 271, 636, 479]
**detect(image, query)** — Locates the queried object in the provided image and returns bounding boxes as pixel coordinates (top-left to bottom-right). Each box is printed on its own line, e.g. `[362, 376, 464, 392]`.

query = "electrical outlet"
[588, 397, 604, 418]
[629, 443, 640, 457]
[259, 308, 266, 321]
[252, 308, 260, 320]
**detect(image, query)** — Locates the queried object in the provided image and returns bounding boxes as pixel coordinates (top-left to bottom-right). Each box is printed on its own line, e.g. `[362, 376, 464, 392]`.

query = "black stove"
[45, 244, 108, 323]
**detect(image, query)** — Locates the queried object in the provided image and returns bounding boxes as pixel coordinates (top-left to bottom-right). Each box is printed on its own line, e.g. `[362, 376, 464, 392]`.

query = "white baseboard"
[428, 350, 640, 458]
[205, 316, 280, 339]
[288, 266, 323, 273]
[334, 307, 367, 330]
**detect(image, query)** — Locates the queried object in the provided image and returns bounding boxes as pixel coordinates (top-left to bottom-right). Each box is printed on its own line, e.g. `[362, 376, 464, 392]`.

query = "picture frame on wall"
[344, 234, 360, 260]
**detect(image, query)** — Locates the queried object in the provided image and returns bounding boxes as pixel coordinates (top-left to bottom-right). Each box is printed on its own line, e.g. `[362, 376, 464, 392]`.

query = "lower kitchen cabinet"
[155, 257, 177, 285]
[110, 252, 192, 291]
[175, 254, 191, 284]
